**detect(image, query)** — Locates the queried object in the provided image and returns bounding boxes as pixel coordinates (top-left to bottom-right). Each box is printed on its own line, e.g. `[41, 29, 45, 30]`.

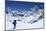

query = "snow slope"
[6, 6, 44, 30]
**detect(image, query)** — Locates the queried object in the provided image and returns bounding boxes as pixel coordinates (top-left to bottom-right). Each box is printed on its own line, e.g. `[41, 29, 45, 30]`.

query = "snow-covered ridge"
[6, 6, 44, 30]
[6, 6, 44, 24]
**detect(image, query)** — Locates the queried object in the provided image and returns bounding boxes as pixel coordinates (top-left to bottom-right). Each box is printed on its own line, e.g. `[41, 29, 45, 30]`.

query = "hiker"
[12, 20, 16, 29]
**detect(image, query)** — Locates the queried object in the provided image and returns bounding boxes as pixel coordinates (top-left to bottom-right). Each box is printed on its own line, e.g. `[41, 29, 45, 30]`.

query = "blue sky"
[6, 1, 44, 11]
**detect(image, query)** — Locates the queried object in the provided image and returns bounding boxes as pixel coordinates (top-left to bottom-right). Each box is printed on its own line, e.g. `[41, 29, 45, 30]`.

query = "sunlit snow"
[6, 6, 44, 30]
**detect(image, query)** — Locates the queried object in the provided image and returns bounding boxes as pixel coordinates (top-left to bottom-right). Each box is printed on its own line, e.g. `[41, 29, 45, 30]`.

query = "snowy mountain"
[5, 5, 44, 30]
